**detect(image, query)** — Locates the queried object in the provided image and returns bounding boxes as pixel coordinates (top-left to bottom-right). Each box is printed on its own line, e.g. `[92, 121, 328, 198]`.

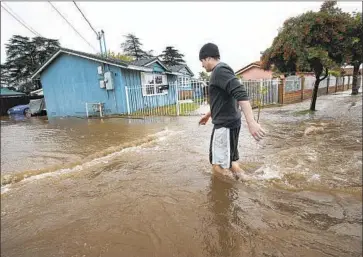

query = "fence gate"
[242, 79, 279, 108]
[176, 79, 209, 116]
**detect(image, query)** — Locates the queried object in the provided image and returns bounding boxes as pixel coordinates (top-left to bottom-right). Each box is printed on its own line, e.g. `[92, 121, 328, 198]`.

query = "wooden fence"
[241, 75, 360, 107]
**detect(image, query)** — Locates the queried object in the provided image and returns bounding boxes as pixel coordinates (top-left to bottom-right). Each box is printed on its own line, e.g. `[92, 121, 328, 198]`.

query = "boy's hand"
[248, 121, 266, 141]
[199, 114, 210, 125]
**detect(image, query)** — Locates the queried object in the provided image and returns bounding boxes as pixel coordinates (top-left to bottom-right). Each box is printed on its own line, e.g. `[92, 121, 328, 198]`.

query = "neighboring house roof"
[129, 57, 158, 66]
[129, 58, 195, 76]
[31, 47, 152, 79]
[0, 87, 25, 97]
[235, 61, 263, 75]
[167, 64, 194, 77]
[30, 88, 44, 96]
[130, 57, 171, 72]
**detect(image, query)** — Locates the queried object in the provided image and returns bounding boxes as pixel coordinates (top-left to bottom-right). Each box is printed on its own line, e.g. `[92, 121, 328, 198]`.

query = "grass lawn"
[130, 102, 200, 116]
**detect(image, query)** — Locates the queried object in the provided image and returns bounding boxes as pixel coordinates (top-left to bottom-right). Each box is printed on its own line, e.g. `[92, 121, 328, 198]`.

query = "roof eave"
[31, 49, 152, 79]
[184, 66, 194, 77]
[144, 58, 171, 72]
[31, 49, 62, 79]
[126, 65, 153, 72]
[235, 64, 261, 75]
[165, 71, 183, 76]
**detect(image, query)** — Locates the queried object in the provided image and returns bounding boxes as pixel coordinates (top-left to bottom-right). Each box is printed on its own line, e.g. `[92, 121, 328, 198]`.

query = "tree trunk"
[310, 67, 328, 111]
[351, 63, 361, 95]
[310, 78, 320, 111]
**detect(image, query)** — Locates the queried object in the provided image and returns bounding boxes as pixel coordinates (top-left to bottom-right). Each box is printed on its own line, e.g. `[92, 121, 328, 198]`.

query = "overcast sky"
[1, 1, 360, 76]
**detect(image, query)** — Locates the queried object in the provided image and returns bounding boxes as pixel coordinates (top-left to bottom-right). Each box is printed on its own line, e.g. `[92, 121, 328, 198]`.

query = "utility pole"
[101, 30, 107, 57]
[97, 30, 108, 57]
[97, 31, 103, 56]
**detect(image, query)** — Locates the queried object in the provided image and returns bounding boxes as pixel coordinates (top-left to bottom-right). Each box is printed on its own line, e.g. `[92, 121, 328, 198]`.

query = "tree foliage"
[159, 46, 185, 66]
[120, 33, 153, 60]
[345, 11, 362, 95]
[107, 51, 135, 62]
[198, 71, 210, 82]
[1, 35, 60, 93]
[261, 1, 353, 110]
[1, 64, 11, 88]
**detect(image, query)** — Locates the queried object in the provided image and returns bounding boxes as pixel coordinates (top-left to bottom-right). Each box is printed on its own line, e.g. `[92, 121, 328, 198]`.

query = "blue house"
[31, 48, 184, 117]
[168, 64, 202, 100]
[130, 58, 195, 83]
[130, 59, 197, 101]
[167, 64, 195, 89]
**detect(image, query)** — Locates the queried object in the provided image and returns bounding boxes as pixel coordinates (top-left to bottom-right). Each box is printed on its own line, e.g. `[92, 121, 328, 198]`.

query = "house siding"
[41, 54, 128, 117]
[177, 67, 193, 91]
[150, 62, 165, 73]
[40, 53, 181, 117]
[126, 74, 178, 113]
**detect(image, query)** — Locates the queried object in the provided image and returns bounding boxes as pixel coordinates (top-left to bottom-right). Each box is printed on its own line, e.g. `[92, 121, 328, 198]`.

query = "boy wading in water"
[198, 43, 266, 181]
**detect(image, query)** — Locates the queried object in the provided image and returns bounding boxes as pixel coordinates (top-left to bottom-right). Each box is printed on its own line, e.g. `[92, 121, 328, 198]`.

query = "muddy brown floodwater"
[1, 91, 362, 257]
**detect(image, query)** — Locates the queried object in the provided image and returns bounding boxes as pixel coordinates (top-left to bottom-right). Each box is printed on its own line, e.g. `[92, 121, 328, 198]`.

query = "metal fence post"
[99, 102, 103, 117]
[175, 81, 180, 116]
[125, 86, 130, 115]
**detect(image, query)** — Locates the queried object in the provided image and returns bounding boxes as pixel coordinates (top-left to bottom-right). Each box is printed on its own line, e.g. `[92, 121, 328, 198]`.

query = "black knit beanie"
[199, 43, 220, 60]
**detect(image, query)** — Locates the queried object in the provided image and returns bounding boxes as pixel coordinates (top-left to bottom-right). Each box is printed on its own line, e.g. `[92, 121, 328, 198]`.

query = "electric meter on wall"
[104, 71, 114, 90]
[97, 66, 103, 75]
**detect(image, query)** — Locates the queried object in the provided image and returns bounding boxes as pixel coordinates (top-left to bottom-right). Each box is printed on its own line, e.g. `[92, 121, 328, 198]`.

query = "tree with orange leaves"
[261, 1, 353, 111]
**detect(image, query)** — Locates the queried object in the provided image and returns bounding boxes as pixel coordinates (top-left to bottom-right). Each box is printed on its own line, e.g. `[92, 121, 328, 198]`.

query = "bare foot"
[232, 171, 251, 182]
[212, 165, 235, 179]
[214, 169, 233, 178]
[230, 162, 251, 182]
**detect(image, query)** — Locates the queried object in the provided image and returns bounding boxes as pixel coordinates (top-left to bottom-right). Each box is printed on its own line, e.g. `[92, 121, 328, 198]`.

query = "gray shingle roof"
[59, 47, 129, 67]
[167, 64, 194, 76]
[31, 47, 150, 79]
[129, 57, 158, 66]
[167, 64, 185, 72]
[31, 46, 195, 79]
[0, 87, 25, 96]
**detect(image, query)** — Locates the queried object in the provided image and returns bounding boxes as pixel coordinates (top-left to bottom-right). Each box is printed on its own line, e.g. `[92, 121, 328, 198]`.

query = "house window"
[141, 73, 168, 96]
[178, 76, 191, 87]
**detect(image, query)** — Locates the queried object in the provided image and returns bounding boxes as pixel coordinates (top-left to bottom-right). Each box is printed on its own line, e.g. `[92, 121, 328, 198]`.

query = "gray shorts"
[209, 126, 240, 169]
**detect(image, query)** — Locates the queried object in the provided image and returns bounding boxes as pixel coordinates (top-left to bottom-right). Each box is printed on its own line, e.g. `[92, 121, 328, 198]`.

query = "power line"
[72, 1, 98, 38]
[48, 1, 97, 52]
[1, 2, 42, 37]
[1, 3, 41, 37]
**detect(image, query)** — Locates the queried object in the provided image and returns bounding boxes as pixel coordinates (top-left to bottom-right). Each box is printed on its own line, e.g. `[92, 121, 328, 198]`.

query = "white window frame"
[141, 72, 168, 96]
[178, 76, 191, 88]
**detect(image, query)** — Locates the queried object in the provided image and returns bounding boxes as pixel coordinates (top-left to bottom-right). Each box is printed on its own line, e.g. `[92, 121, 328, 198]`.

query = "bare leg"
[230, 162, 250, 181]
[212, 165, 234, 178]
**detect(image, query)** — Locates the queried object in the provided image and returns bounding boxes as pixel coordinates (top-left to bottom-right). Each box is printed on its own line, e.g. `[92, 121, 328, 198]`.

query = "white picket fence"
[125, 80, 209, 116]
[122, 75, 360, 117]
[285, 75, 357, 92]
[241, 79, 279, 108]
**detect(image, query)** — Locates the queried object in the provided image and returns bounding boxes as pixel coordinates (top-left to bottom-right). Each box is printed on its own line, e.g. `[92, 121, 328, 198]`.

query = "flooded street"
[1, 91, 362, 257]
